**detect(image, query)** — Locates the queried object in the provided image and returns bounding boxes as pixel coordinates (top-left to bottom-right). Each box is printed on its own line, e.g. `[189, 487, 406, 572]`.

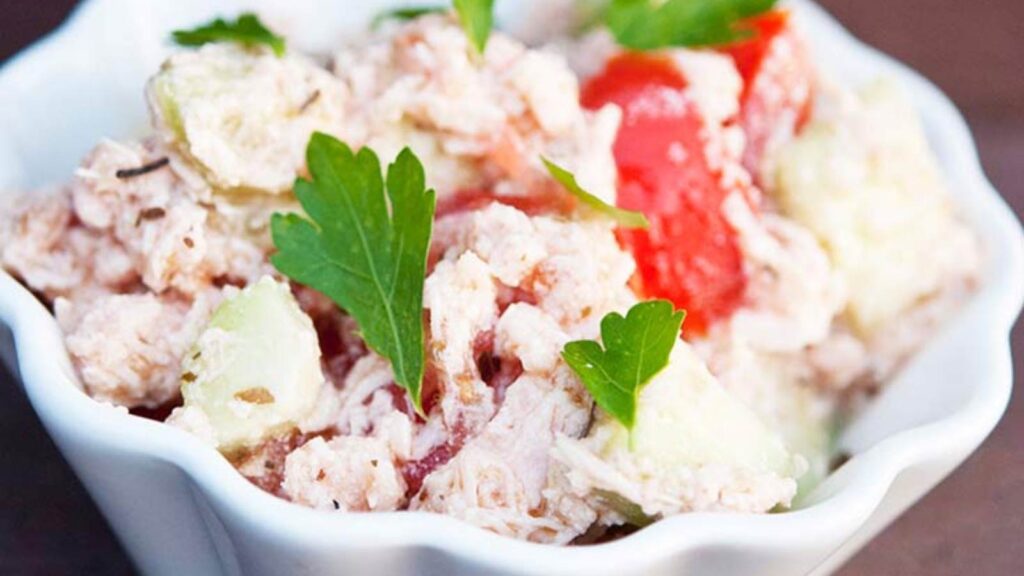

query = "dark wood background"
[0, 1, 1020, 574]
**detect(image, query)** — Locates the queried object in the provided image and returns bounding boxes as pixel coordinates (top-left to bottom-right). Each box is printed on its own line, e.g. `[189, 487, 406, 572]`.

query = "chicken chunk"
[333, 16, 620, 203]
[283, 434, 407, 512]
[57, 291, 219, 408]
[412, 369, 594, 543]
[0, 188, 134, 300]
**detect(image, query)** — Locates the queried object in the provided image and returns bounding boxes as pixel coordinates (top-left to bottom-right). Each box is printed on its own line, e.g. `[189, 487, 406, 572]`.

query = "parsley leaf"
[172, 13, 286, 57]
[542, 157, 648, 229]
[369, 2, 494, 56]
[605, 0, 777, 50]
[453, 0, 495, 54]
[271, 133, 436, 413]
[562, 301, 685, 439]
[372, 6, 448, 28]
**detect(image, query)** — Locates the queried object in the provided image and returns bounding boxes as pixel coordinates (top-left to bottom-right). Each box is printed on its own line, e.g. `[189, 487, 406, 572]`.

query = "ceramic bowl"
[1, 1, 1021, 574]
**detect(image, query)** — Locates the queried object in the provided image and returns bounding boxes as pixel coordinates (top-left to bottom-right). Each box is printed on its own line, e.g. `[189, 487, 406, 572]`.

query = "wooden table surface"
[0, 1, 1021, 574]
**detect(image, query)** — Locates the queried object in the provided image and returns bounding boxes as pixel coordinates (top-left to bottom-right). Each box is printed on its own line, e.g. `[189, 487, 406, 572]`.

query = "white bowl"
[1, 1, 1021, 574]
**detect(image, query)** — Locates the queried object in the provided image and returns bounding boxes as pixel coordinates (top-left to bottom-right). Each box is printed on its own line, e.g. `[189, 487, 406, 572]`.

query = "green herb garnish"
[453, 0, 495, 54]
[372, 6, 449, 28]
[542, 157, 648, 229]
[369, 1, 494, 56]
[172, 13, 286, 57]
[562, 301, 685, 443]
[604, 0, 777, 50]
[271, 133, 436, 413]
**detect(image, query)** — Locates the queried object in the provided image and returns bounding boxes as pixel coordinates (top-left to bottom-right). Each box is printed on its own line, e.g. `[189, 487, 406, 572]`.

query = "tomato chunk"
[720, 10, 815, 181]
[582, 54, 747, 335]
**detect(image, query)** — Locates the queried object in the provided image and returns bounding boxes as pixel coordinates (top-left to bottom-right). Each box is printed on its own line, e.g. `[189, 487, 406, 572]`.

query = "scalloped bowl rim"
[0, 0, 1022, 574]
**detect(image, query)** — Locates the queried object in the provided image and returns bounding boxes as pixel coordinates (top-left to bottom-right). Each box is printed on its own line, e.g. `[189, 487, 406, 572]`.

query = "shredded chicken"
[71, 138, 269, 295]
[333, 15, 620, 203]
[412, 369, 594, 543]
[57, 290, 220, 408]
[283, 429, 409, 512]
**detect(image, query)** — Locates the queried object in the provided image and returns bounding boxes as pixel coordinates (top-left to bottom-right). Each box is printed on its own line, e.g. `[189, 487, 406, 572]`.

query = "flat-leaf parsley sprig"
[372, 6, 449, 28]
[562, 301, 685, 445]
[172, 13, 286, 57]
[542, 157, 648, 229]
[370, 1, 495, 55]
[604, 0, 778, 50]
[453, 0, 495, 54]
[271, 133, 436, 414]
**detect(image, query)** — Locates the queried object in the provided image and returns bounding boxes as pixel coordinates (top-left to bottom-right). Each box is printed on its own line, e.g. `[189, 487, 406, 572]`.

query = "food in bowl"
[0, 0, 980, 545]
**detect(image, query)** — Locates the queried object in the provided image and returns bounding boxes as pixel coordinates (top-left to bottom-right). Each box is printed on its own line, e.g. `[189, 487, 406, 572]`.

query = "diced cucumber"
[147, 44, 346, 194]
[712, 351, 836, 497]
[773, 78, 972, 337]
[600, 345, 797, 477]
[760, 377, 835, 496]
[567, 343, 801, 521]
[180, 276, 323, 451]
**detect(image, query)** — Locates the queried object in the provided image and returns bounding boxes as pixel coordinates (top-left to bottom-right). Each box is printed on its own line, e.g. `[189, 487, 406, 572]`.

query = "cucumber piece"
[713, 353, 836, 497]
[773, 78, 974, 337]
[605, 345, 797, 476]
[759, 377, 835, 496]
[181, 276, 323, 451]
[559, 343, 801, 521]
[147, 44, 346, 194]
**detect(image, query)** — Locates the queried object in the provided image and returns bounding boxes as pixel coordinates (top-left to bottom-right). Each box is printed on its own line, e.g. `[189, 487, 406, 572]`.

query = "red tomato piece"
[720, 10, 815, 182]
[582, 53, 747, 335]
